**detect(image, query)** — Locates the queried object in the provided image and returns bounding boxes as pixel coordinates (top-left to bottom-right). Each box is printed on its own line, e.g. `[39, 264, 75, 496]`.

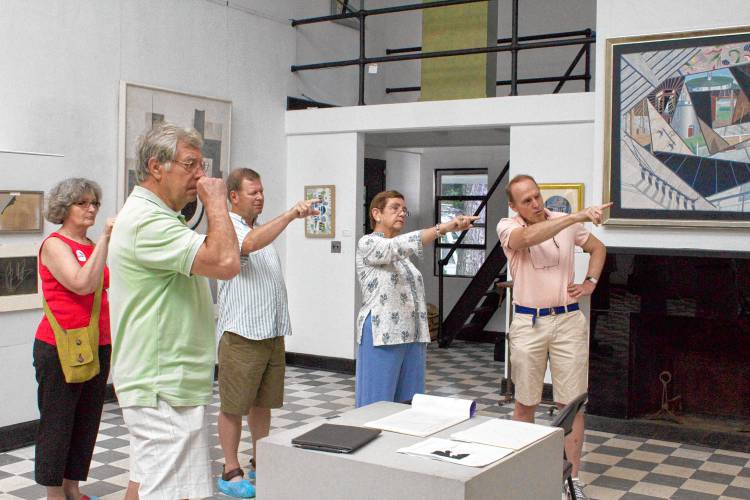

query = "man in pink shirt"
[497, 174, 610, 500]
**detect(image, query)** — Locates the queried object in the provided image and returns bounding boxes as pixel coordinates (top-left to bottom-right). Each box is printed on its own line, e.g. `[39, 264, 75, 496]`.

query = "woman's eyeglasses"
[385, 204, 410, 217]
[73, 200, 101, 209]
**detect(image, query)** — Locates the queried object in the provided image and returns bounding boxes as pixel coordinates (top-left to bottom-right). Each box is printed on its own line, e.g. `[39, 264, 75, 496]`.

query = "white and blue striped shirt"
[216, 212, 292, 341]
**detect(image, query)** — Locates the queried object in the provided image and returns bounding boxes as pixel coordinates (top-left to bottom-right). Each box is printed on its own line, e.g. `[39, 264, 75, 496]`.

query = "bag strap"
[43, 277, 104, 334]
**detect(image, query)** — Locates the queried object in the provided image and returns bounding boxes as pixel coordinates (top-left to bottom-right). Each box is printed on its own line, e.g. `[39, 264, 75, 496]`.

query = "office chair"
[550, 392, 588, 500]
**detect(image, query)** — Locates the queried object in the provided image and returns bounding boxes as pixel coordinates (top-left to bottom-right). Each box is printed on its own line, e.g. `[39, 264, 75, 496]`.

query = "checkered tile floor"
[2, 341, 749, 499]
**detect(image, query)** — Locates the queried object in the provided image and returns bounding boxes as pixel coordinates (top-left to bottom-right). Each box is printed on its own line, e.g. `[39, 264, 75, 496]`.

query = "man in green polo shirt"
[109, 122, 240, 500]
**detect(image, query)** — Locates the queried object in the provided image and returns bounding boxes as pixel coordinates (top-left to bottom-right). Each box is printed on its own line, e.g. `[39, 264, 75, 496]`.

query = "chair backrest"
[550, 392, 588, 436]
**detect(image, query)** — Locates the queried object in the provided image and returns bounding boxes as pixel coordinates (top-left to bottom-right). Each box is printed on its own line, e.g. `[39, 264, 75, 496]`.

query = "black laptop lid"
[292, 424, 381, 453]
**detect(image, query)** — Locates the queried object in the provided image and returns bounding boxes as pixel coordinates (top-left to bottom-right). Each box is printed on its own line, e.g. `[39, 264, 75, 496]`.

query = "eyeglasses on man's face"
[73, 200, 101, 209]
[172, 157, 208, 174]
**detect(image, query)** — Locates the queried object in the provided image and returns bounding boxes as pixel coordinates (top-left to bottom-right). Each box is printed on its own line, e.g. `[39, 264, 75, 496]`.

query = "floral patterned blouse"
[356, 230, 430, 346]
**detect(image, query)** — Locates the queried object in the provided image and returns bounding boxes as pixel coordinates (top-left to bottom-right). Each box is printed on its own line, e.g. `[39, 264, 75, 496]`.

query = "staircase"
[437, 162, 510, 353]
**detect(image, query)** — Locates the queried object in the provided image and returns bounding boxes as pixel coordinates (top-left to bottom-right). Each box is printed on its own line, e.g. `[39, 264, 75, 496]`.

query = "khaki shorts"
[509, 309, 588, 406]
[218, 332, 286, 415]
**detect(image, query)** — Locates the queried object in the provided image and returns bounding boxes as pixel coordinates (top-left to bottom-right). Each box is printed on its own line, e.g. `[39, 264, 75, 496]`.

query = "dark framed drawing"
[0, 191, 43, 233]
[0, 244, 41, 312]
[603, 26, 750, 227]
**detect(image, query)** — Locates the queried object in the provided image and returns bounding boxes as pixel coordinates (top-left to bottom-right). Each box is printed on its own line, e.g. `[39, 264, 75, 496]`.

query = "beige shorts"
[509, 309, 588, 406]
[218, 332, 286, 415]
[122, 399, 213, 500]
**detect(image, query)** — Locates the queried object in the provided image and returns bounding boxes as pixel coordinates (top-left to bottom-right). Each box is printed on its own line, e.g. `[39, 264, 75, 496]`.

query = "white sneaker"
[566, 479, 589, 500]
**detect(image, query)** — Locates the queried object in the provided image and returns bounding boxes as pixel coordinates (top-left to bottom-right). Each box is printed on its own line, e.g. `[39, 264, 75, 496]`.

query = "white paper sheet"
[364, 394, 476, 437]
[397, 437, 514, 467]
[450, 418, 558, 450]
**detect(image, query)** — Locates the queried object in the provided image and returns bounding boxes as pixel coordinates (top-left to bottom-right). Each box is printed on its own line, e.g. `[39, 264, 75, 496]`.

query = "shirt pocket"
[528, 239, 560, 269]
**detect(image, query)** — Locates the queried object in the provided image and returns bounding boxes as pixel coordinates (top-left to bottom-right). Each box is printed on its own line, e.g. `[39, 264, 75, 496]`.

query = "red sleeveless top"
[35, 233, 111, 346]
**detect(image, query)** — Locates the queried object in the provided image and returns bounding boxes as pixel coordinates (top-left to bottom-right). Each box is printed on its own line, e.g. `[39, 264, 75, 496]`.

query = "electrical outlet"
[331, 241, 341, 253]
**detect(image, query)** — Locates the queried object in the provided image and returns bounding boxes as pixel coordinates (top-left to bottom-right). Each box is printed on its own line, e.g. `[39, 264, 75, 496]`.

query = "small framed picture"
[304, 185, 336, 238]
[0, 191, 44, 233]
[538, 183, 584, 215]
[0, 243, 42, 312]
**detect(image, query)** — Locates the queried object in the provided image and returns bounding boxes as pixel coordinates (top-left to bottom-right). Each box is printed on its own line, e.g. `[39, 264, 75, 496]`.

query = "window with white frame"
[434, 169, 488, 278]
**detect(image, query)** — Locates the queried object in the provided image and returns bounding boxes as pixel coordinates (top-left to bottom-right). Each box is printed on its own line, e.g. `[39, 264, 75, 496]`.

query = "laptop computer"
[292, 423, 382, 454]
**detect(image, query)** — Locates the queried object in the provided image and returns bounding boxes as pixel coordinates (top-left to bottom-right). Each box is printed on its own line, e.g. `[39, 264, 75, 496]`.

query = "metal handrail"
[437, 161, 510, 342]
[291, 0, 595, 104]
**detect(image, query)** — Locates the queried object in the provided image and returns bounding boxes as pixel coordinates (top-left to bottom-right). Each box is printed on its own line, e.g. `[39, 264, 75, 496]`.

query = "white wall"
[285, 133, 363, 360]
[591, 0, 750, 252]
[0, 0, 364, 427]
[284, 93, 593, 361]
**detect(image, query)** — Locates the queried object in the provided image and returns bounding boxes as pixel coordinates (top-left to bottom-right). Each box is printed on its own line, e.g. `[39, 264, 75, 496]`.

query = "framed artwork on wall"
[0, 191, 43, 233]
[603, 26, 750, 227]
[538, 183, 584, 215]
[118, 81, 232, 227]
[304, 185, 336, 238]
[0, 243, 41, 312]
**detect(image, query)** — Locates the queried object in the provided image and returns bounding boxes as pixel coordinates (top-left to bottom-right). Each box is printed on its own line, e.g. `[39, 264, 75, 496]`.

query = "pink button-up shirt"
[496, 210, 590, 309]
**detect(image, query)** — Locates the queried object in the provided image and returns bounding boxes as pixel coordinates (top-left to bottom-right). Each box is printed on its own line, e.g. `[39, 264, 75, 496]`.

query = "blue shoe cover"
[217, 477, 256, 498]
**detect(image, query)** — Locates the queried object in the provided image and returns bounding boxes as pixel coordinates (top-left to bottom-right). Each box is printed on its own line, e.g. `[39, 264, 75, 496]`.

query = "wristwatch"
[585, 276, 599, 285]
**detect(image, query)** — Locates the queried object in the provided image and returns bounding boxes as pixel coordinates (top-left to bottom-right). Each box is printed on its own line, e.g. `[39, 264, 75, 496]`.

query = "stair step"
[472, 305, 495, 315]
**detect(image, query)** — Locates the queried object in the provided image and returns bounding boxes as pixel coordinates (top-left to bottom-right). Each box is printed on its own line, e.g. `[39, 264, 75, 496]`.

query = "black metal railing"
[437, 161, 509, 343]
[291, 0, 595, 105]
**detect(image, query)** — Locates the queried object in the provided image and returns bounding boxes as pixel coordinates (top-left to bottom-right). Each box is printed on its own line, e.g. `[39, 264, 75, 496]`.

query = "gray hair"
[45, 178, 102, 224]
[135, 122, 203, 182]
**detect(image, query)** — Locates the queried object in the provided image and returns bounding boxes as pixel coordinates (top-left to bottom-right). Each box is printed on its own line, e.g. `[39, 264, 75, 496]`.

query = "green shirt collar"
[131, 186, 187, 224]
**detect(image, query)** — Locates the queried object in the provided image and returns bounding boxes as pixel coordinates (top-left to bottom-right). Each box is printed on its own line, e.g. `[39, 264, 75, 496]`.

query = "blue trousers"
[355, 313, 426, 408]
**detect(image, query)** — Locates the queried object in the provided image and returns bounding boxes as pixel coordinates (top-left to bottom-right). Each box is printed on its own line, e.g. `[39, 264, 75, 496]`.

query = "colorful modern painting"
[604, 27, 750, 227]
[304, 185, 335, 238]
[539, 183, 584, 215]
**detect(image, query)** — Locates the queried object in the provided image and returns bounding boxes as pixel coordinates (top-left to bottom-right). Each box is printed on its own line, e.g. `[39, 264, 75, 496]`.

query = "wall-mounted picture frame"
[539, 183, 584, 215]
[304, 185, 336, 238]
[0, 243, 41, 312]
[603, 26, 750, 227]
[0, 191, 44, 233]
[118, 81, 232, 226]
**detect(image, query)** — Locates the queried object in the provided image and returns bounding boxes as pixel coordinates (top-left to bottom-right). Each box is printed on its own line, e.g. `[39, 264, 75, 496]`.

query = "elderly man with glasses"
[109, 122, 240, 500]
[496, 174, 610, 500]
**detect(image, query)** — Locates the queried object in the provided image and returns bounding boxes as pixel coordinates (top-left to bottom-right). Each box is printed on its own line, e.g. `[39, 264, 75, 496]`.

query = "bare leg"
[62, 478, 81, 499]
[556, 403, 585, 477]
[248, 406, 271, 467]
[44, 486, 66, 500]
[513, 401, 537, 423]
[218, 411, 244, 481]
[124, 481, 139, 500]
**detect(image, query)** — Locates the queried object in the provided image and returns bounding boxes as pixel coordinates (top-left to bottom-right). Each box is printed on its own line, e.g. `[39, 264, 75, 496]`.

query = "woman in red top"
[34, 178, 114, 500]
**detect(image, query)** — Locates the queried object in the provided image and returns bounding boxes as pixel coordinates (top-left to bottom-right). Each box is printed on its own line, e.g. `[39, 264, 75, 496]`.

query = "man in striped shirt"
[215, 168, 318, 498]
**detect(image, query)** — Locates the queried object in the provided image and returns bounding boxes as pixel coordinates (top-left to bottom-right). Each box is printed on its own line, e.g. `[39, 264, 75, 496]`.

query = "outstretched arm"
[241, 199, 319, 254]
[507, 202, 613, 250]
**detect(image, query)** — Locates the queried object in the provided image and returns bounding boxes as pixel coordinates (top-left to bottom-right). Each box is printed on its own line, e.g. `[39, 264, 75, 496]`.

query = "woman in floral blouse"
[355, 190, 478, 407]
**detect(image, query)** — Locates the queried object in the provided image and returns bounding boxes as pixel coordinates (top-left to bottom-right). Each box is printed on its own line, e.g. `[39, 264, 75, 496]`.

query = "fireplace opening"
[588, 250, 750, 444]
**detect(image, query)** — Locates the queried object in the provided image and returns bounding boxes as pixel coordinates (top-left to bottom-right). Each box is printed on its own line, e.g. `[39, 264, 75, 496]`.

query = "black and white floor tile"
[1, 341, 749, 499]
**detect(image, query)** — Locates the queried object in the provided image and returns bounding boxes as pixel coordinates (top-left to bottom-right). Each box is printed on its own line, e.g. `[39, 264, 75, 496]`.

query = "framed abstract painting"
[603, 26, 750, 227]
[304, 185, 336, 238]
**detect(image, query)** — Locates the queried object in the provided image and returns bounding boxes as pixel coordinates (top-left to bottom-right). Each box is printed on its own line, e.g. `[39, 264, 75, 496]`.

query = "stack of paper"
[450, 418, 558, 450]
[364, 394, 476, 437]
[397, 438, 514, 467]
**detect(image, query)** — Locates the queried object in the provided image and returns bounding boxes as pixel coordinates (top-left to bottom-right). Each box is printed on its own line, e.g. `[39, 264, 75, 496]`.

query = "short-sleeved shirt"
[355, 231, 430, 346]
[109, 186, 215, 408]
[496, 209, 590, 309]
[215, 212, 291, 341]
